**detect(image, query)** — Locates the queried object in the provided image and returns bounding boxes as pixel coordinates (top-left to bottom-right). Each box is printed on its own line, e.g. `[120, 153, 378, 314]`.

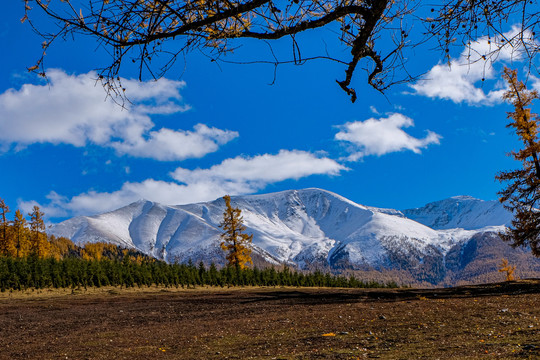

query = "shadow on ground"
[238, 278, 540, 305]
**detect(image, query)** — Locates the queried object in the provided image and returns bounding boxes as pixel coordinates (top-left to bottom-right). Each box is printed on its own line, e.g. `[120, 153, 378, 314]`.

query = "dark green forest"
[0, 256, 397, 291]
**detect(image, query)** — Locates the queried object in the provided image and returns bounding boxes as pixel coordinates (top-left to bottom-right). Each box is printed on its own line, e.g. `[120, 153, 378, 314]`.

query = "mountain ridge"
[50, 188, 540, 285]
[402, 195, 513, 230]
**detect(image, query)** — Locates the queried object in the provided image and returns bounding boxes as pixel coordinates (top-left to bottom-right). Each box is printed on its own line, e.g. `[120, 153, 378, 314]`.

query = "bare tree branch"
[23, 0, 540, 102]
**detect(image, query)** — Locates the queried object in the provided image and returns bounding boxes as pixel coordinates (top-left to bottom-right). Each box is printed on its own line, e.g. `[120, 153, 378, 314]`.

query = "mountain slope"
[50, 188, 540, 285]
[402, 196, 512, 230]
[52, 189, 453, 266]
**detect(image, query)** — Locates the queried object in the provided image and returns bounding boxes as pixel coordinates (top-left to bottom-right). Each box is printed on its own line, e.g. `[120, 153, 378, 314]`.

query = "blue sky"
[0, 2, 532, 221]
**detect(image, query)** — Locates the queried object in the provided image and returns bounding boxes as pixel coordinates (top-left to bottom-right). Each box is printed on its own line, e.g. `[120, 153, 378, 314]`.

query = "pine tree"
[28, 206, 49, 258]
[219, 195, 253, 272]
[208, 263, 220, 287]
[497, 67, 540, 256]
[198, 261, 208, 286]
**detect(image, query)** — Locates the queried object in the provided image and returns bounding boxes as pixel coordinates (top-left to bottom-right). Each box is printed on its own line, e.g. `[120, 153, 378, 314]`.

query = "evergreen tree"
[219, 195, 253, 272]
[198, 261, 209, 285]
[497, 67, 540, 256]
[208, 263, 220, 287]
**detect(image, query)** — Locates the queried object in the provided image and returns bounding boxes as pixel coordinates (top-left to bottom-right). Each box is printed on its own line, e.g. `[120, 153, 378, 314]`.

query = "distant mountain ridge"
[402, 196, 513, 230]
[50, 188, 540, 285]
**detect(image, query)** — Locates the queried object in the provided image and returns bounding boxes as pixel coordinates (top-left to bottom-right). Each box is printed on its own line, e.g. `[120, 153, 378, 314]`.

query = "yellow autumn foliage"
[219, 195, 253, 270]
[498, 258, 516, 281]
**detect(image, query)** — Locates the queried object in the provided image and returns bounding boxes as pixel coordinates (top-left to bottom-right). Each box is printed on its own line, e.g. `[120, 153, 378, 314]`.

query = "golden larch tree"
[82, 242, 106, 261]
[496, 67, 540, 256]
[0, 198, 14, 256]
[498, 258, 516, 281]
[49, 235, 77, 260]
[28, 205, 49, 257]
[12, 209, 29, 257]
[219, 195, 253, 271]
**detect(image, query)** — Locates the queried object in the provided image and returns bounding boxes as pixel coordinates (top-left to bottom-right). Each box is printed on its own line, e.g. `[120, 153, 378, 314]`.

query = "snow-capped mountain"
[402, 196, 512, 230]
[50, 188, 540, 285]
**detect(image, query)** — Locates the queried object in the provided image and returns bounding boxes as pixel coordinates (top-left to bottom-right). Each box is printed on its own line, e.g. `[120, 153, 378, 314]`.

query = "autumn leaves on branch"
[25, 1, 540, 102]
[23, 0, 418, 101]
[497, 68, 540, 257]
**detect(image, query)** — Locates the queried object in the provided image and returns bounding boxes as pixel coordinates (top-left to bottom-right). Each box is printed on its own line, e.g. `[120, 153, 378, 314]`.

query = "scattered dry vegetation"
[1, 280, 539, 359]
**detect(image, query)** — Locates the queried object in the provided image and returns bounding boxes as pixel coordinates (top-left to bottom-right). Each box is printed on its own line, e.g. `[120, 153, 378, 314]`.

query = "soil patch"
[1, 281, 539, 359]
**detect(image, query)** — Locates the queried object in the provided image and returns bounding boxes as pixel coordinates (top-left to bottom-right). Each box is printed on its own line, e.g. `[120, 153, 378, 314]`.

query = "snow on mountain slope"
[52, 199, 225, 263]
[175, 189, 469, 267]
[402, 196, 512, 230]
[50, 189, 510, 274]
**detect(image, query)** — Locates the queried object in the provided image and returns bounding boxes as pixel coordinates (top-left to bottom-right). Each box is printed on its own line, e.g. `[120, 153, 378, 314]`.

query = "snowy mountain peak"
[402, 196, 512, 230]
[49, 189, 518, 284]
[450, 195, 478, 201]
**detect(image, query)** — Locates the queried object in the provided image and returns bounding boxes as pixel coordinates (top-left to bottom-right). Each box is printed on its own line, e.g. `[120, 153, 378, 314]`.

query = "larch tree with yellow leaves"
[219, 195, 253, 271]
[12, 210, 29, 258]
[498, 258, 516, 281]
[0, 198, 14, 256]
[29, 205, 49, 258]
[497, 67, 540, 257]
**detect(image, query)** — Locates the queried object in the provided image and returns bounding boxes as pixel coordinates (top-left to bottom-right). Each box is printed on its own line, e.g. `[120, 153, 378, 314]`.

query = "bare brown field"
[1, 281, 539, 359]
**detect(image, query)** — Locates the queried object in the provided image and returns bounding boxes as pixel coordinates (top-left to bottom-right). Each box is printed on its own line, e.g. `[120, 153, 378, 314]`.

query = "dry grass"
[0, 284, 273, 300]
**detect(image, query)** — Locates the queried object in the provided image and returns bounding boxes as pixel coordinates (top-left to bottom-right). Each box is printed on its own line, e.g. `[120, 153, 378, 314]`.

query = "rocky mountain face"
[50, 188, 540, 286]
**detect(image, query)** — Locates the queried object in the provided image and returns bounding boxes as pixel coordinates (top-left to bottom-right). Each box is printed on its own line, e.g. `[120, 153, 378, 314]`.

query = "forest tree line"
[0, 256, 397, 292]
[0, 198, 396, 291]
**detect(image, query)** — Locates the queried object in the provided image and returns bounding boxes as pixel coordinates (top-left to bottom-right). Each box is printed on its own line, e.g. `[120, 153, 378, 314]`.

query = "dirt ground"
[1, 281, 539, 359]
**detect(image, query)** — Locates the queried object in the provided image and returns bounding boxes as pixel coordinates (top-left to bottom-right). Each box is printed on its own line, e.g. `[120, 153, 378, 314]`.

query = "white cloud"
[18, 192, 69, 219]
[530, 75, 540, 93]
[171, 150, 346, 186]
[28, 150, 347, 217]
[335, 113, 441, 160]
[112, 124, 238, 161]
[0, 69, 237, 160]
[410, 26, 534, 105]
